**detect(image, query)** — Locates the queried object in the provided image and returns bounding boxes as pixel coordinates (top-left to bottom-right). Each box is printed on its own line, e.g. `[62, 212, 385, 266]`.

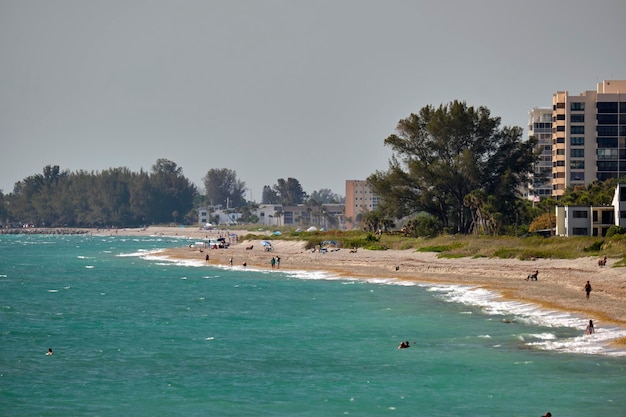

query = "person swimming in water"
[46, 348, 53, 355]
[398, 341, 410, 349]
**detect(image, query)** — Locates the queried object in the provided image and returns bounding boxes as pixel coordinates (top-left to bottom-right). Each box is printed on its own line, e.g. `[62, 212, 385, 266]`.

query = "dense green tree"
[261, 185, 279, 204]
[150, 159, 198, 223]
[273, 178, 307, 206]
[309, 188, 344, 204]
[203, 168, 247, 208]
[369, 101, 537, 234]
[560, 177, 626, 206]
[4, 160, 198, 227]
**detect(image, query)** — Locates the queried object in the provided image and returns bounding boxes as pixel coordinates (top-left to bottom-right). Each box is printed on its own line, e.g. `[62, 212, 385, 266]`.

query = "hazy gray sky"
[1, 0, 624, 199]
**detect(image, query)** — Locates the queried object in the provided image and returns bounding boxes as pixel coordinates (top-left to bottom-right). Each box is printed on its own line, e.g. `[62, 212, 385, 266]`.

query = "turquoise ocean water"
[1, 234, 625, 416]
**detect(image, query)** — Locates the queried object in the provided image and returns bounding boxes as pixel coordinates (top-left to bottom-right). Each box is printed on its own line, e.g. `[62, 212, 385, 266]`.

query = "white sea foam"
[139, 252, 626, 357]
[423, 283, 626, 357]
[118, 248, 165, 258]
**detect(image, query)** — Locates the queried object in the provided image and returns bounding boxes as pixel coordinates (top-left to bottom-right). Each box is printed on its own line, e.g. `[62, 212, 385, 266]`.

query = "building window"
[598, 160, 618, 170]
[571, 149, 584, 158]
[597, 149, 618, 160]
[570, 161, 585, 169]
[570, 102, 585, 111]
[573, 228, 588, 236]
[597, 137, 618, 148]
[557, 149, 565, 155]
[597, 114, 618, 124]
[597, 102, 618, 113]
[570, 126, 584, 134]
[597, 126, 618, 136]
[571, 137, 584, 146]
[570, 114, 585, 123]
[573, 210, 588, 218]
[570, 172, 584, 181]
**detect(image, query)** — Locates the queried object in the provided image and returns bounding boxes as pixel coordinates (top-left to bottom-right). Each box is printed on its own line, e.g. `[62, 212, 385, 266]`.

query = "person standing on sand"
[271, 257, 276, 269]
[276, 256, 280, 269]
[584, 280, 592, 300]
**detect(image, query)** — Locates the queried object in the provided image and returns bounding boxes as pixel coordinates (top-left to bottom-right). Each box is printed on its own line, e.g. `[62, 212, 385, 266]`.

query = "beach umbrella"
[306, 226, 317, 232]
[260, 240, 272, 247]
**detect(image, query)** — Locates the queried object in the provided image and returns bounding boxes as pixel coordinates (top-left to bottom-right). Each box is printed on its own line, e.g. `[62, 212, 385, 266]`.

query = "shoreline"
[6, 226, 626, 349]
[131, 228, 626, 336]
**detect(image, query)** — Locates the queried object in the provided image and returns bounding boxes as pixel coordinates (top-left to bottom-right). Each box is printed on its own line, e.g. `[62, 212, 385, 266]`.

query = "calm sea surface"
[1, 234, 625, 416]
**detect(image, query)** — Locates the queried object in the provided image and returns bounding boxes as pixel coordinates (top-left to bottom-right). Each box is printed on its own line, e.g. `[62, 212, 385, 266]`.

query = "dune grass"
[241, 229, 626, 262]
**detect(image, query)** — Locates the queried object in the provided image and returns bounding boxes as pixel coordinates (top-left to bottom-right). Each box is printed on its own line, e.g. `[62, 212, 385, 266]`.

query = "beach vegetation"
[202, 168, 247, 209]
[606, 225, 626, 237]
[262, 178, 308, 205]
[368, 100, 537, 236]
[3, 161, 198, 228]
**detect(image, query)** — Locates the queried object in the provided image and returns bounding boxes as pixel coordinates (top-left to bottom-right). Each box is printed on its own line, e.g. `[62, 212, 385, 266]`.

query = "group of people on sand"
[270, 256, 280, 269]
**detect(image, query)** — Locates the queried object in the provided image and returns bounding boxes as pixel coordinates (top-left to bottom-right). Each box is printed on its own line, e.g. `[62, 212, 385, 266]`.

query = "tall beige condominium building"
[552, 80, 626, 197]
[528, 107, 553, 200]
[345, 180, 379, 229]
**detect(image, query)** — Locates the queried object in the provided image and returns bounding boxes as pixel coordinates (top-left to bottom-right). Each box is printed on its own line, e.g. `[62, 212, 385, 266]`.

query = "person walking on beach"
[229, 257, 233, 267]
[276, 256, 281, 269]
[271, 257, 276, 269]
[584, 280, 592, 300]
[585, 319, 594, 335]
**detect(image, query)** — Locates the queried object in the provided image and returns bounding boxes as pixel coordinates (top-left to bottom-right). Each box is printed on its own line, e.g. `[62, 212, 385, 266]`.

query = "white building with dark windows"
[555, 184, 626, 236]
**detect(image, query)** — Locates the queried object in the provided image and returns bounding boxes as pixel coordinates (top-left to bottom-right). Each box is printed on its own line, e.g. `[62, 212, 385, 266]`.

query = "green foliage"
[403, 213, 440, 238]
[5, 162, 198, 227]
[606, 225, 626, 237]
[560, 177, 626, 206]
[203, 168, 247, 208]
[418, 242, 464, 253]
[583, 240, 605, 252]
[369, 100, 537, 235]
[238, 229, 626, 263]
[271, 178, 308, 205]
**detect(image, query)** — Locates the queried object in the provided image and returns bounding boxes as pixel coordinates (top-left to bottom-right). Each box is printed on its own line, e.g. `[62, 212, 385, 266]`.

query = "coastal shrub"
[438, 253, 465, 259]
[518, 249, 551, 260]
[606, 225, 626, 237]
[417, 242, 464, 253]
[492, 247, 517, 259]
[363, 243, 388, 251]
[583, 240, 604, 252]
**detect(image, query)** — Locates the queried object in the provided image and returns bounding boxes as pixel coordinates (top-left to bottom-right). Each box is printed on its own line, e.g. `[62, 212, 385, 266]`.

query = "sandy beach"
[114, 226, 626, 345]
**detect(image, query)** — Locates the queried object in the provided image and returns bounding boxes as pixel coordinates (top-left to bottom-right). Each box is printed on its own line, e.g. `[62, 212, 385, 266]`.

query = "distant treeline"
[1, 159, 198, 228]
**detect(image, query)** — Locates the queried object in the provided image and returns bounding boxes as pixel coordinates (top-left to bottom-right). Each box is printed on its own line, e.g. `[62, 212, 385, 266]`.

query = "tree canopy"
[202, 168, 247, 209]
[368, 101, 537, 235]
[4, 160, 198, 227]
[262, 178, 308, 206]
